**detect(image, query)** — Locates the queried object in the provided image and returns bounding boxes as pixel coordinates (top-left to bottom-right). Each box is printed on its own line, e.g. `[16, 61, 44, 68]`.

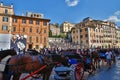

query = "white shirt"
[105, 51, 112, 59]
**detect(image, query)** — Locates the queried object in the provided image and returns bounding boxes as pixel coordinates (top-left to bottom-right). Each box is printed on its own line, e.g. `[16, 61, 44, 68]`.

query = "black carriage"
[59, 50, 95, 80]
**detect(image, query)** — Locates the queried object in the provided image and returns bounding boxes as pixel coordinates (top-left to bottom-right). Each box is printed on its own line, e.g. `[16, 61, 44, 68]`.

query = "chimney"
[0, 2, 3, 6]
[11, 3, 13, 8]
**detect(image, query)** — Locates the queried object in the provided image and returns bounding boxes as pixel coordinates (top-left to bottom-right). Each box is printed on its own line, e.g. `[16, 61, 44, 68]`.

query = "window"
[96, 35, 98, 38]
[97, 40, 99, 43]
[2, 25, 8, 30]
[30, 27, 32, 32]
[44, 30, 46, 33]
[22, 19, 26, 23]
[43, 22, 47, 26]
[85, 28, 88, 31]
[44, 37, 46, 43]
[80, 35, 83, 38]
[76, 36, 78, 39]
[73, 31, 75, 33]
[37, 15, 39, 17]
[36, 45, 39, 49]
[31, 15, 33, 17]
[29, 37, 32, 43]
[29, 20, 33, 24]
[13, 27, 16, 32]
[36, 37, 38, 43]
[36, 20, 39, 25]
[5, 9, 8, 14]
[23, 28, 25, 32]
[34, 14, 36, 17]
[80, 29, 82, 32]
[3, 16, 8, 22]
[86, 40, 88, 43]
[85, 34, 88, 37]
[36, 29, 38, 33]
[13, 18, 17, 23]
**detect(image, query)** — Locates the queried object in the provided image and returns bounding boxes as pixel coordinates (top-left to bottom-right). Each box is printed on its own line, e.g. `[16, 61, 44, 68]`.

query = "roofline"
[12, 15, 50, 22]
[0, 6, 13, 9]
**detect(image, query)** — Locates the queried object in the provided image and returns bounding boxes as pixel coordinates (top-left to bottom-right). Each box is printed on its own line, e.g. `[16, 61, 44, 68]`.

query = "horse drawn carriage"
[55, 50, 96, 80]
[0, 49, 106, 80]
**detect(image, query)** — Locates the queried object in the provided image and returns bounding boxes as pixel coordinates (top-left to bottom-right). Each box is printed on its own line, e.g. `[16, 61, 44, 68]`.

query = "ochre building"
[0, 3, 50, 50]
[72, 17, 117, 48]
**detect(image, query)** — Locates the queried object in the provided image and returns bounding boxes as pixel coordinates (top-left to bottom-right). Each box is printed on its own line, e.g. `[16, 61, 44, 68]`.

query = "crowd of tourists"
[38, 47, 120, 68]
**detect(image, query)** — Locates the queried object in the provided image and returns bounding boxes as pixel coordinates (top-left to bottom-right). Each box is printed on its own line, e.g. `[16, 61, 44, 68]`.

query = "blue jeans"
[106, 59, 111, 64]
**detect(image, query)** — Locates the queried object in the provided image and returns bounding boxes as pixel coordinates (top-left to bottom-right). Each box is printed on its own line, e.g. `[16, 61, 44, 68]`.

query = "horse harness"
[0, 56, 11, 72]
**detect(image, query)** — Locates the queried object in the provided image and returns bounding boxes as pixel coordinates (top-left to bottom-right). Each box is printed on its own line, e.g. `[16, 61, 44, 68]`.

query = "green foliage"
[60, 33, 66, 38]
[49, 30, 52, 37]
[50, 35, 60, 38]
[49, 33, 66, 38]
[55, 23, 59, 27]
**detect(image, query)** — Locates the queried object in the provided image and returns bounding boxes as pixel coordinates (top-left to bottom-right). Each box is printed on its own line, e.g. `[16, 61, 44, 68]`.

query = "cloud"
[114, 11, 120, 16]
[104, 11, 120, 22]
[105, 16, 120, 22]
[65, 0, 79, 7]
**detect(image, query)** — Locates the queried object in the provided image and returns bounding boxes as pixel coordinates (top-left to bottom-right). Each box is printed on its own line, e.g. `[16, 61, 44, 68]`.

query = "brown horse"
[4, 53, 68, 80]
[0, 49, 17, 61]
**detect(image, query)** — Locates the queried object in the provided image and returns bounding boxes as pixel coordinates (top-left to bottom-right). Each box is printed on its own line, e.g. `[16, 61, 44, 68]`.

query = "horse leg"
[12, 73, 21, 80]
[93, 59, 97, 69]
[44, 72, 51, 80]
[44, 67, 53, 80]
[96, 59, 99, 69]
[43, 74, 45, 80]
[97, 59, 100, 68]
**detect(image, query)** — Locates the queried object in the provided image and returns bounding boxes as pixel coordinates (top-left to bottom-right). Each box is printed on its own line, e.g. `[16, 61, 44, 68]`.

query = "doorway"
[29, 44, 32, 49]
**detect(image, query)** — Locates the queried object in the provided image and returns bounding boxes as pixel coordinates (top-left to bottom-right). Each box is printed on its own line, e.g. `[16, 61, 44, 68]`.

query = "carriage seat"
[54, 66, 72, 80]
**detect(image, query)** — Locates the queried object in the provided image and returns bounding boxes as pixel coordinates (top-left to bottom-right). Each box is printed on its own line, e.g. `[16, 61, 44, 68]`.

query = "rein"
[21, 62, 60, 80]
[21, 65, 47, 80]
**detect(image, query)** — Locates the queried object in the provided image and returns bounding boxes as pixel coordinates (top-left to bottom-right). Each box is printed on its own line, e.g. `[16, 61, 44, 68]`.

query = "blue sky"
[1, 0, 120, 26]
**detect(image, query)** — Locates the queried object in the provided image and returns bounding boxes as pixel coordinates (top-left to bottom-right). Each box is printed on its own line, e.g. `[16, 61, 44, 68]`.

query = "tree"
[60, 33, 66, 38]
[49, 30, 52, 37]
[55, 23, 59, 28]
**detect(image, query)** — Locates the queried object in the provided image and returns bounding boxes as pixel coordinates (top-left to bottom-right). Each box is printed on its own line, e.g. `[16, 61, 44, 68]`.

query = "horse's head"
[9, 49, 17, 56]
[50, 54, 68, 66]
[0, 49, 17, 61]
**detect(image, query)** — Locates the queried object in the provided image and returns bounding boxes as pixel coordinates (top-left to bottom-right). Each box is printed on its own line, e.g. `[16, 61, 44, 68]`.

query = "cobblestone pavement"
[88, 58, 120, 80]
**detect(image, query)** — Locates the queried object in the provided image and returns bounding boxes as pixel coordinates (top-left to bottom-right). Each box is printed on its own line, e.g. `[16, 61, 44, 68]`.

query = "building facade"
[0, 3, 50, 50]
[72, 17, 117, 49]
[116, 27, 120, 48]
[49, 23, 60, 36]
[0, 2, 14, 34]
[61, 21, 75, 34]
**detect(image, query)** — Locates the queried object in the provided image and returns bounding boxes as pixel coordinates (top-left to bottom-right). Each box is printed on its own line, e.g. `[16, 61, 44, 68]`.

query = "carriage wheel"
[74, 62, 84, 80]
